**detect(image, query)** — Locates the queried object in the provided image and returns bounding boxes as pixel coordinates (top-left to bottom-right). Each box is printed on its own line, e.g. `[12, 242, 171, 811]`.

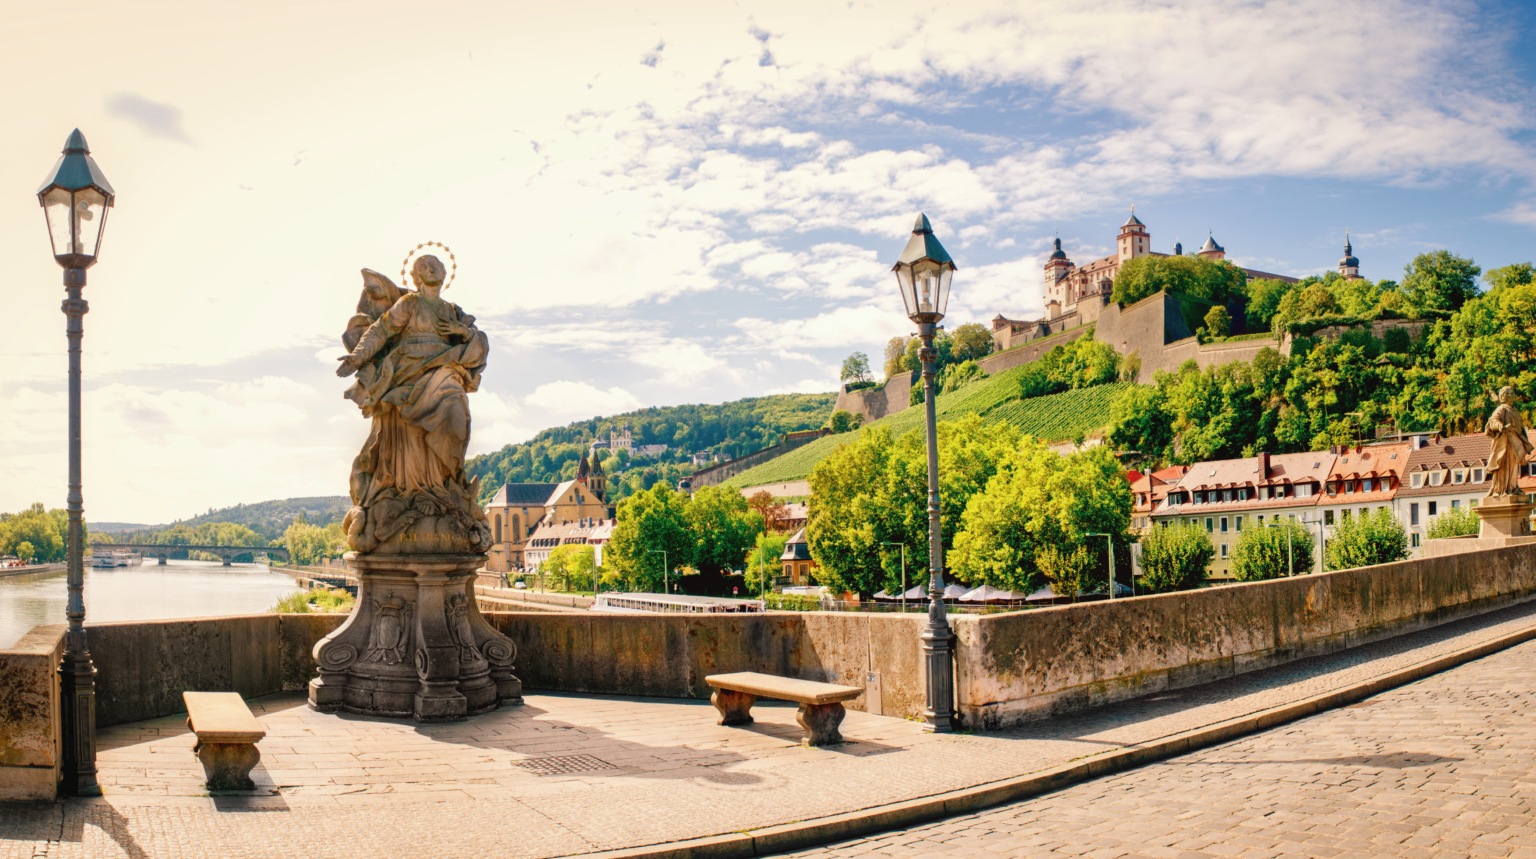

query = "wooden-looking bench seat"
[183, 691, 266, 791]
[705, 672, 863, 746]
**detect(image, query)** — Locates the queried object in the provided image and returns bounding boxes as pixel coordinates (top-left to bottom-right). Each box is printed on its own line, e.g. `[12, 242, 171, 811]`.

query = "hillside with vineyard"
[721, 358, 1137, 489]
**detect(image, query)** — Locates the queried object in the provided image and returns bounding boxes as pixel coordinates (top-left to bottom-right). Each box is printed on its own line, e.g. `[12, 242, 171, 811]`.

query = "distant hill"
[466, 392, 837, 505]
[722, 371, 1136, 489]
[118, 496, 352, 544]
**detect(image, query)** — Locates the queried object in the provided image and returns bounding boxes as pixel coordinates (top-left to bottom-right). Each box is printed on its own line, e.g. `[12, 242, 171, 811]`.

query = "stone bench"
[705, 672, 863, 746]
[183, 692, 266, 791]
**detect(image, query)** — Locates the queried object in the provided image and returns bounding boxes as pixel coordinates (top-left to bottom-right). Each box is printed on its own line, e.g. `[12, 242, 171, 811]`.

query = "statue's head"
[1499, 386, 1514, 404]
[411, 255, 447, 291]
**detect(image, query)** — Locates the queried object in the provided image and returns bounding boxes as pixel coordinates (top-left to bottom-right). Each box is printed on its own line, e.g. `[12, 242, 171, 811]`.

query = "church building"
[484, 453, 612, 572]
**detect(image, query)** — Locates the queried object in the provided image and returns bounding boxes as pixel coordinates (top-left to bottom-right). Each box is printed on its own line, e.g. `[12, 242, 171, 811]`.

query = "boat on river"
[91, 550, 144, 568]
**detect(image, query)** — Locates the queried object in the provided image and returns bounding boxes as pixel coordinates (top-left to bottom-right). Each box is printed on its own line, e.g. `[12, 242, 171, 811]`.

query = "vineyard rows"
[722, 371, 1137, 489]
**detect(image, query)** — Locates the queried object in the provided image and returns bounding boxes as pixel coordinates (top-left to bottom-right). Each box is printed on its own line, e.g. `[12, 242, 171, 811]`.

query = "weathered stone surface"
[0, 624, 64, 801]
[194, 741, 260, 791]
[710, 688, 755, 725]
[89, 615, 280, 728]
[796, 701, 846, 746]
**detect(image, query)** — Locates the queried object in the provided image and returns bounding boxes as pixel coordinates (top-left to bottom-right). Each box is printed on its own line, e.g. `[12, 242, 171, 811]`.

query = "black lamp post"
[891, 213, 956, 732]
[37, 129, 114, 797]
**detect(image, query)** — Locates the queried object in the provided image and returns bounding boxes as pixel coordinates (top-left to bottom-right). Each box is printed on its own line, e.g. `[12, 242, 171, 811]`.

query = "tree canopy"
[1111, 254, 1248, 306]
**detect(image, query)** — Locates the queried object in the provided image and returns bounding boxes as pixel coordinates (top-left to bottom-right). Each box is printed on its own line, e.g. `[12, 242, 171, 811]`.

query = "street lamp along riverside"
[892, 213, 956, 733]
[37, 128, 115, 797]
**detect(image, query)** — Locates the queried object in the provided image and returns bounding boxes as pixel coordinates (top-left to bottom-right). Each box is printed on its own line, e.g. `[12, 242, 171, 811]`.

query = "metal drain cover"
[515, 754, 617, 776]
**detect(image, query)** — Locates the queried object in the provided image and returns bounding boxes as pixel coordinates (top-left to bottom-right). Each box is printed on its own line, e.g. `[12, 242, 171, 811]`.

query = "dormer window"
[1362, 478, 1373, 492]
[1452, 468, 1466, 484]
[1327, 482, 1338, 496]
[1411, 472, 1423, 489]
[1473, 468, 1484, 483]
[1345, 480, 1356, 493]
[1430, 471, 1444, 487]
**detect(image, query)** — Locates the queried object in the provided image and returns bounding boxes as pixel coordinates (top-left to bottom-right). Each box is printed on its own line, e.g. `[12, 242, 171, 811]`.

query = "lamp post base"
[59, 651, 101, 796]
[308, 553, 522, 722]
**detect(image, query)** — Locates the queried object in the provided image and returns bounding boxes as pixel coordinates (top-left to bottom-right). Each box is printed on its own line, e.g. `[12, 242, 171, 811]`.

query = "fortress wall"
[690, 430, 831, 489]
[978, 324, 1096, 376]
[830, 371, 915, 426]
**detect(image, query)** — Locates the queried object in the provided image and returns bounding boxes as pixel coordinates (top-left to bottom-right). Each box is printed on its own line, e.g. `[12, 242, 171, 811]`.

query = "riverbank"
[0, 563, 65, 579]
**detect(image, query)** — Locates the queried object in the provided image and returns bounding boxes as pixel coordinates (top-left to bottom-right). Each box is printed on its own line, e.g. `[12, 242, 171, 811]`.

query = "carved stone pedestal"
[1476, 497, 1535, 540]
[308, 552, 522, 722]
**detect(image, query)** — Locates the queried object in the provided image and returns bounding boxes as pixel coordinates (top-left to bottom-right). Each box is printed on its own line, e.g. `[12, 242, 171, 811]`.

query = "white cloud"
[523, 381, 644, 422]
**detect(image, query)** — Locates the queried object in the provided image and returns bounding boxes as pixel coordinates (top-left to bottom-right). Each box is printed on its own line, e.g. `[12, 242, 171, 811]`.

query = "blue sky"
[3, 0, 1536, 523]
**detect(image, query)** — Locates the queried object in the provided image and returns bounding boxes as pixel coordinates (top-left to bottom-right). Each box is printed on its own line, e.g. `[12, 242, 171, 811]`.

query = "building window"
[1430, 471, 1444, 487]
[1410, 503, 1419, 526]
[1411, 473, 1423, 489]
[1429, 501, 1438, 516]
[1257, 515, 1265, 525]
[1451, 499, 1459, 509]
[1325, 510, 1335, 526]
[495, 514, 502, 544]
[1206, 518, 1214, 533]
[1473, 468, 1485, 483]
[1412, 533, 1421, 548]
[1327, 482, 1338, 496]
[1224, 490, 1233, 503]
[1236, 516, 1243, 532]
[1297, 483, 1313, 498]
[1452, 469, 1466, 484]
[1362, 478, 1373, 492]
[1345, 480, 1356, 493]
[1341, 509, 1351, 521]
[1221, 544, 1229, 558]
[1220, 517, 1229, 533]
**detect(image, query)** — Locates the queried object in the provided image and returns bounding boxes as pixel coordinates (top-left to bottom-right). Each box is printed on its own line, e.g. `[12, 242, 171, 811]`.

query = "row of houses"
[1132, 431, 1536, 578]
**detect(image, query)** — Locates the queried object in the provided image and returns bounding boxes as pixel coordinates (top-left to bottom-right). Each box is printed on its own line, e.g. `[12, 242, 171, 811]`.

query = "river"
[0, 559, 306, 649]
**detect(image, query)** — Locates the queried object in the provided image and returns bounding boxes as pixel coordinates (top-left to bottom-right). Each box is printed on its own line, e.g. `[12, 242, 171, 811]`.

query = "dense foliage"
[1323, 508, 1410, 571]
[1230, 519, 1315, 581]
[0, 504, 78, 563]
[465, 393, 836, 506]
[1111, 254, 1248, 306]
[1137, 522, 1214, 593]
[882, 322, 993, 380]
[602, 484, 763, 590]
[1108, 255, 1536, 467]
[1426, 505, 1479, 539]
[115, 497, 349, 545]
[948, 438, 1131, 595]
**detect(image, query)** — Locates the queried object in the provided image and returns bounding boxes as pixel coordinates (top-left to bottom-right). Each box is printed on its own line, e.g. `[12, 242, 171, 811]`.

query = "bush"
[1138, 523, 1213, 593]
[1230, 519, 1315, 581]
[1040, 544, 1093, 601]
[270, 587, 355, 614]
[762, 592, 822, 611]
[1324, 508, 1409, 571]
[829, 409, 856, 433]
[1427, 505, 1479, 539]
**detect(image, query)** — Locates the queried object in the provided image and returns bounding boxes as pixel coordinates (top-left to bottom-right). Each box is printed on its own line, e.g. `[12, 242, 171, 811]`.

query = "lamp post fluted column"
[60, 268, 100, 796]
[916, 321, 954, 731]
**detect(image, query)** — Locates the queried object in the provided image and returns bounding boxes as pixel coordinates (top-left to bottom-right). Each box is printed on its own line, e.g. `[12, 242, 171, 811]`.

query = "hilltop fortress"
[835, 212, 1361, 424]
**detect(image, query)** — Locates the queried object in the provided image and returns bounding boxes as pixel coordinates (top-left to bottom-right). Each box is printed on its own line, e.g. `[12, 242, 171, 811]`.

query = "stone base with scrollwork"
[307, 552, 523, 722]
[1475, 496, 1536, 541]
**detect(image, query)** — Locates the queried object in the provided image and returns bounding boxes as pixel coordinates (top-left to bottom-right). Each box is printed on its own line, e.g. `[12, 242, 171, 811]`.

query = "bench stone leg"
[194, 741, 261, 791]
[797, 702, 846, 747]
[711, 689, 757, 726]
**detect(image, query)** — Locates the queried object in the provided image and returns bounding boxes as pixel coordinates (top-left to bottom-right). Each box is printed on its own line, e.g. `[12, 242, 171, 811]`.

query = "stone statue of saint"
[1483, 386, 1533, 499]
[335, 255, 493, 554]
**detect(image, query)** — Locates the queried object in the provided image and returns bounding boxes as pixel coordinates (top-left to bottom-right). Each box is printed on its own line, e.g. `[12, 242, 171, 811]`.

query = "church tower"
[1043, 236, 1072, 312]
[589, 451, 607, 503]
[1339, 230, 1361, 280]
[1118, 209, 1149, 263]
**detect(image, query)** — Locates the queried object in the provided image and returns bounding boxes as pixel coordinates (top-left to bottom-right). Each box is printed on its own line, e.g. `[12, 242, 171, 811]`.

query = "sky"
[3, 0, 1536, 525]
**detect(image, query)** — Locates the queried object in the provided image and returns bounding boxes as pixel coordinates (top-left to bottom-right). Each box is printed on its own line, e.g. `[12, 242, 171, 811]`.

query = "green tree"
[938, 360, 985, 394]
[1246, 278, 1299, 331]
[1202, 305, 1231, 341]
[1039, 544, 1093, 601]
[283, 520, 333, 565]
[950, 322, 994, 361]
[1401, 250, 1480, 315]
[545, 543, 597, 591]
[746, 531, 788, 594]
[15, 542, 35, 564]
[1427, 505, 1479, 539]
[883, 335, 915, 379]
[1112, 254, 1247, 306]
[1484, 262, 1534, 293]
[1138, 522, 1213, 593]
[1324, 508, 1409, 571]
[1230, 519, 1314, 582]
[949, 440, 1130, 594]
[686, 486, 763, 578]
[840, 352, 871, 384]
[0, 504, 66, 562]
[828, 409, 855, 433]
[605, 483, 693, 591]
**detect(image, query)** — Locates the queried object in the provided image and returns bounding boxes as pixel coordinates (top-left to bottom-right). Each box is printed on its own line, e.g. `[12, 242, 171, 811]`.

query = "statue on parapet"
[335, 255, 493, 554]
[1483, 386, 1534, 499]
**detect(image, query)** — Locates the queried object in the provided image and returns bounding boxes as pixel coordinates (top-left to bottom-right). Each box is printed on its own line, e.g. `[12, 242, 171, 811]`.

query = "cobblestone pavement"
[4, 599, 1536, 858]
[783, 636, 1536, 859]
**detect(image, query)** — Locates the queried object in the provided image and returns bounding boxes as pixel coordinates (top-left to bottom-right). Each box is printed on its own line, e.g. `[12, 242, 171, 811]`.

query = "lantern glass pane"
[42, 188, 73, 258]
[914, 260, 941, 315]
[895, 265, 916, 317]
[936, 266, 953, 317]
[73, 187, 108, 259]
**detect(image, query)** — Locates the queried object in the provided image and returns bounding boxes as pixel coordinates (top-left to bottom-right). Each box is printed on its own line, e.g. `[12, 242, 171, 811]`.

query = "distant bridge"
[107, 544, 291, 566]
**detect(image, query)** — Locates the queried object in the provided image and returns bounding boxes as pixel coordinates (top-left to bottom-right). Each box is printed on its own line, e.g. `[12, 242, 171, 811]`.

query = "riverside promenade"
[4, 599, 1536, 859]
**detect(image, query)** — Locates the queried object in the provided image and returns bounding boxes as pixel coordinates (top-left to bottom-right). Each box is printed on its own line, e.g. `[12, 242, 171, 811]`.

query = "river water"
[0, 559, 305, 649]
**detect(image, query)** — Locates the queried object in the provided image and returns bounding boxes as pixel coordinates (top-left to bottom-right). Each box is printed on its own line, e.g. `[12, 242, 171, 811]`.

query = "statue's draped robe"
[1484, 402, 1534, 497]
[344, 293, 489, 505]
